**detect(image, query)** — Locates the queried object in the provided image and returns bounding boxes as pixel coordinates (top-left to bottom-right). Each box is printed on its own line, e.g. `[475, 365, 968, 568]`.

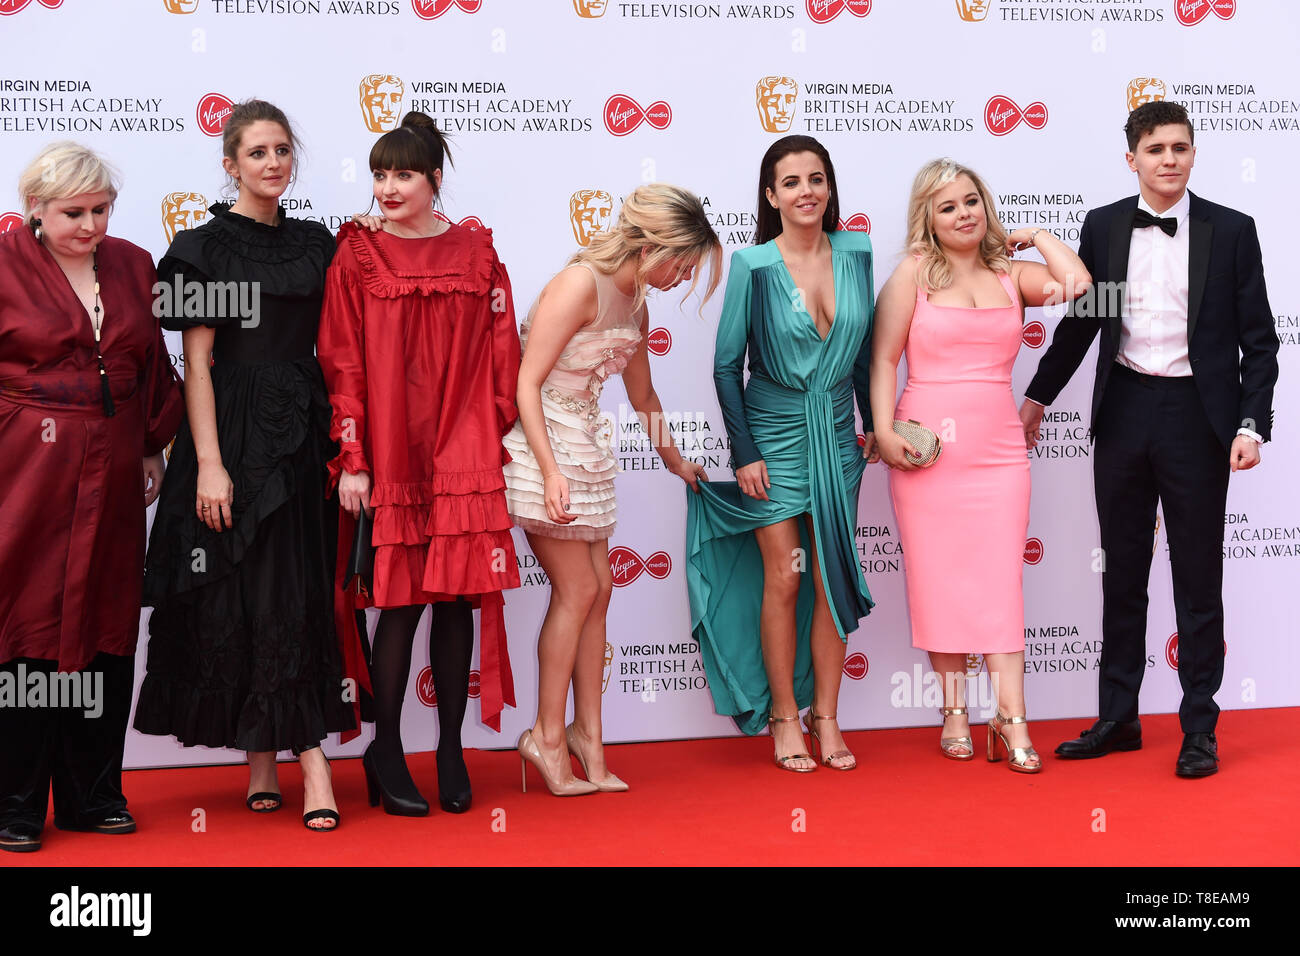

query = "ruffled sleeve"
[317, 239, 370, 491]
[489, 254, 522, 446]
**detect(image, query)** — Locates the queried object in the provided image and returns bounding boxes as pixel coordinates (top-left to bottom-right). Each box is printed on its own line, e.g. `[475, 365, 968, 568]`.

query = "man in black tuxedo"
[1019, 101, 1279, 777]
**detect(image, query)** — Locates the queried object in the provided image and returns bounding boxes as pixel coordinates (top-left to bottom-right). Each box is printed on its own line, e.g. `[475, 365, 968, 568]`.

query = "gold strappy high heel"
[768, 715, 816, 773]
[939, 706, 975, 761]
[803, 712, 856, 771]
[987, 712, 1042, 773]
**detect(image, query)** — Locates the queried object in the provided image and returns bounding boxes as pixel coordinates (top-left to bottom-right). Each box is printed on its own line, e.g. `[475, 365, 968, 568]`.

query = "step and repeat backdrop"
[3, 0, 1296, 768]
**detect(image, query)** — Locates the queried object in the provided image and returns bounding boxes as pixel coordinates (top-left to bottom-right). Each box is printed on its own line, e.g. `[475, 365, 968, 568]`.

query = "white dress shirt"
[1117, 191, 1192, 377]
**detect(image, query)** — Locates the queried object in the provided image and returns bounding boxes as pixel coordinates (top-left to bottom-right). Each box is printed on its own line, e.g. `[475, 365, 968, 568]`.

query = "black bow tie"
[1133, 207, 1177, 237]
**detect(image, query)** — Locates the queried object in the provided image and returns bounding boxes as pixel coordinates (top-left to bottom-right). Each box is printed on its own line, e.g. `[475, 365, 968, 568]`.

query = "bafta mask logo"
[0, 0, 63, 14]
[569, 189, 613, 246]
[573, 0, 608, 15]
[1127, 77, 1167, 110]
[163, 0, 199, 12]
[756, 76, 798, 133]
[411, 0, 482, 18]
[161, 192, 208, 244]
[954, 0, 990, 20]
[602, 642, 613, 694]
[359, 74, 404, 133]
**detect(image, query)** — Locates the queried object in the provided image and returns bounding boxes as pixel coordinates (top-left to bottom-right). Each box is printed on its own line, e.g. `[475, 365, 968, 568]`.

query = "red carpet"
[8, 707, 1296, 867]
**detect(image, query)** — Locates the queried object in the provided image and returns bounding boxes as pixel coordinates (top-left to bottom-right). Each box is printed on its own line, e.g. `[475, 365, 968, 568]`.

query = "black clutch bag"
[344, 507, 375, 597]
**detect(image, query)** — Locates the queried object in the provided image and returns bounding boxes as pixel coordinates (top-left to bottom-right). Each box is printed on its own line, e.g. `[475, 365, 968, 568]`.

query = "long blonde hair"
[569, 183, 722, 312]
[906, 158, 1009, 291]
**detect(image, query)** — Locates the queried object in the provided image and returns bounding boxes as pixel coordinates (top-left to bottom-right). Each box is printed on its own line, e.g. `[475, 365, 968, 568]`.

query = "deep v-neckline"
[774, 235, 838, 343]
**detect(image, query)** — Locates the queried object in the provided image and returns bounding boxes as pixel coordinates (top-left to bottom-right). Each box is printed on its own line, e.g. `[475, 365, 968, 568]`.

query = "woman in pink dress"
[870, 159, 1090, 772]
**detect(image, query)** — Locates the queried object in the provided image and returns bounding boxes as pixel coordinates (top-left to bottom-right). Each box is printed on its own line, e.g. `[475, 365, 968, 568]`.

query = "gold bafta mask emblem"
[161, 192, 208, 244]
[954, 0, 991, 21]
[572, 0, 608, 16]
[163, 0, 200, 11]
[1127, 77, 1167, 111]
[602, 642, 613, 694]
[359, 74, 404, 133]
[755, 76, 798, 133]
[569, 189, 613, 246]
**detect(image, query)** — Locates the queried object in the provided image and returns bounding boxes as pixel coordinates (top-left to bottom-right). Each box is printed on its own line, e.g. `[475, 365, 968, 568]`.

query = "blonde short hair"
[18, 141, 120, 224]
[906, 158, 1009, 292]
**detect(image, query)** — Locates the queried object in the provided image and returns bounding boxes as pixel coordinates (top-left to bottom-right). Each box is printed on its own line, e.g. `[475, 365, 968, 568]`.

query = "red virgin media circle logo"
[984, 95, 1048, 136]
[1022, 320, 1046, 349]
[843, 652, 868, 680]
[837, 213, 871, 234]
[0, 0, 63, 14]
[646, 327, 672, 355]
[433, 212, 486, 231]
[0, 212, 24, 234]
[1023, 537, 1044, 565]
[806, 0, 871, 23]
[1165, 633, 1226, 670]
[468, 670, 481, 699]
[196, 93, 235, 137]
[609, 546, 672, 587]
[1175, 0, 1235, 25]
[416, 666, 437, 707]
[603, 95, 672, 136]
[412, 0, 481, 18]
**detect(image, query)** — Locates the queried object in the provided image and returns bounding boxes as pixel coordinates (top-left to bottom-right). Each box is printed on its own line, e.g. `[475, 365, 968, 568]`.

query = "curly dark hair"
[1124, 101, 1194, 151]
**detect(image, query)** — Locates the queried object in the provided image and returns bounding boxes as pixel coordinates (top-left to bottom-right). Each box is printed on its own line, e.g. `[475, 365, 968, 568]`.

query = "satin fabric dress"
[889, 270, 1030, 653]
[317, 222, 522, 732]
[687, 230, 875, 735]
[502, 262, 642, 541]
[134, 204, 355, 753]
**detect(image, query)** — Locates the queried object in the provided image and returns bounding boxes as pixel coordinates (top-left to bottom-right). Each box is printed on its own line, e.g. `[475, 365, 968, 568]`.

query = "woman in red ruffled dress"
[318, 111, 521, 817]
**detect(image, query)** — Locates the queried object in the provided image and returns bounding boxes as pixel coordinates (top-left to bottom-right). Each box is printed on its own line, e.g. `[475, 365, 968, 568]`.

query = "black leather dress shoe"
[0, 822, 41, 853]
[1055, 718, 1142, 759]
[1176, 732, 1219, 777]
[54, 811, 136, 834]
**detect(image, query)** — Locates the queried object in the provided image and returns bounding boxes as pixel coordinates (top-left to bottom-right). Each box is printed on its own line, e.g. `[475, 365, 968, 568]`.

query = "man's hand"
[1230, 435, 1261, 472]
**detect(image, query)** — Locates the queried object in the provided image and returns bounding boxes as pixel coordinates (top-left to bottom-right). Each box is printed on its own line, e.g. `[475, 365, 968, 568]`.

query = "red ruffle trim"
[340, 221, 496, 299]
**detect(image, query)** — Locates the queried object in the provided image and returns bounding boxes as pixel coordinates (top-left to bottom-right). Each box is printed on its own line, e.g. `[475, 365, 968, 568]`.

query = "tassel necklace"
[91, 253, 114, 417]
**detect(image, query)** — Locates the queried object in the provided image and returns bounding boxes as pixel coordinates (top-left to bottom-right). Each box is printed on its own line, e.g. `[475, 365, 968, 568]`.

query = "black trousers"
[0, 653, 135, 830]
[1093, 365, 1231, 733]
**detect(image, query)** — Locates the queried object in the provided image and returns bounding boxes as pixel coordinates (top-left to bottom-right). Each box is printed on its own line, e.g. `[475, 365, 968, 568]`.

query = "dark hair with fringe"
[222, 99, 300, 186]
[754, 134, 840, 245]
[368, 111, 453, 194]
[1124, 101, 1194, 152]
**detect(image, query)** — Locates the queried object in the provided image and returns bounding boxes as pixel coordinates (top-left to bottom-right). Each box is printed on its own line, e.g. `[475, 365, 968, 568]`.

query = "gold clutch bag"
[892, 419, 942, 467]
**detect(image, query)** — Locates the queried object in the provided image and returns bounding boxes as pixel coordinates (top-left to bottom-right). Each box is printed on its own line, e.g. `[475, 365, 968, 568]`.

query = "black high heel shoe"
[363, 743, 430, 816]
[436, 747, 472, 814]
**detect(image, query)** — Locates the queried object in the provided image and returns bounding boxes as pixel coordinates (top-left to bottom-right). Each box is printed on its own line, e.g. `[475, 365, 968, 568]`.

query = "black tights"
[369, 599, 474, 798]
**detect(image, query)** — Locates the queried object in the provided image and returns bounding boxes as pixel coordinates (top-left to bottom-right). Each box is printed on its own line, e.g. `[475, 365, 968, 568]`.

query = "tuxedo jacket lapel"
[1106, 203, 1135, 347]
[1187, 194, 1213, 345]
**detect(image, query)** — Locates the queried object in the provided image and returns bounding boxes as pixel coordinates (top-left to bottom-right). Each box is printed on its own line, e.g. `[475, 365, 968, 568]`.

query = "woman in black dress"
[133, 100, 353, 830]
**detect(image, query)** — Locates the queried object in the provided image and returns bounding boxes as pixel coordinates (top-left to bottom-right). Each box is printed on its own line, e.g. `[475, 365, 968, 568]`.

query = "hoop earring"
[31, 218, 42, 243]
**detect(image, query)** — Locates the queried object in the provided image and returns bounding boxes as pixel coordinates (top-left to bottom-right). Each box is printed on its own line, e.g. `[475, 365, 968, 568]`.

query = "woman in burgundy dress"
[0, 142, 183, 853]
[318, 111, 521, 816]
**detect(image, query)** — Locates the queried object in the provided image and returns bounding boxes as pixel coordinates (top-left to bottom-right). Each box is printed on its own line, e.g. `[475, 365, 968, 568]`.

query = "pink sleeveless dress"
[502, 262, 643, 541]
[889, 269, 1031, 653]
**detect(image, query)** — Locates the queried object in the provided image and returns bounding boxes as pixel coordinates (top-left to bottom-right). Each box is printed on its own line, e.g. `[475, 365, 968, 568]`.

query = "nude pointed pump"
[517, 729, 598, 796]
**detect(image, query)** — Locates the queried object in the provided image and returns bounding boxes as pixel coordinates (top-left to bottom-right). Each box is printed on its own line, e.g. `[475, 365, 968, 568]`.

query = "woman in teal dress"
[687, 135, 877, 771]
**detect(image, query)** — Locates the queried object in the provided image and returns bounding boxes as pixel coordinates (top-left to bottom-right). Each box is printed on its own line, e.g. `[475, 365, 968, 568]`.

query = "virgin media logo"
[1023, 537, 1043, 565]
[416, 666, 437, 707]
[468, 670, 481, 699]
[984, 95, 1048, 136]
[1175, 0, 1235, 25]
[646, 327, 672, 355]
[412, 0, 481, 18]
[1165, 633, 1226, 670]
[843, 652, 868, 680]
[0, 212, 24, 234]
[603, 95, 672, 137]
[609, 546, 671, 587]
[0, 0, 62, 14]
[196, 93, 235, 137]
[1022, 320, 1045, 349]
[806, 0, 871, 22]
[837, 213, 871, 234]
